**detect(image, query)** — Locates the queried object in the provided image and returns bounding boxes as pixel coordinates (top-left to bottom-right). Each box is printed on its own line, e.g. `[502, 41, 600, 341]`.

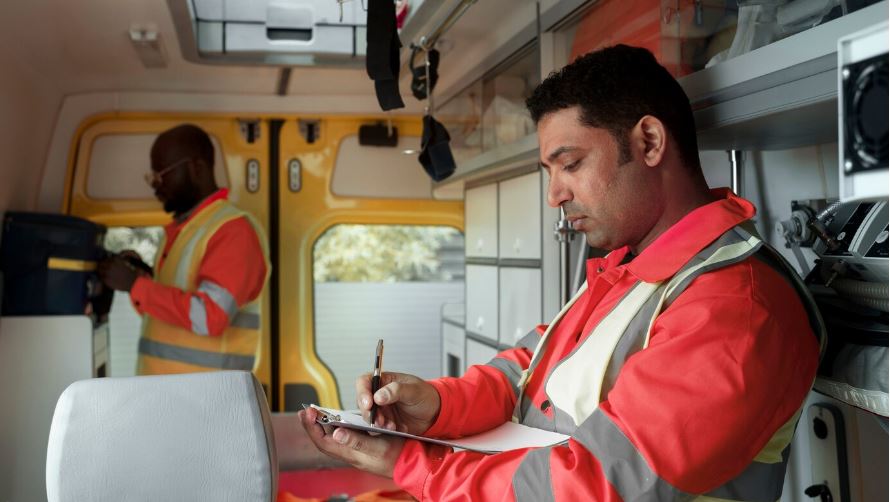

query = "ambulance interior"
[0, 0, 887, 500]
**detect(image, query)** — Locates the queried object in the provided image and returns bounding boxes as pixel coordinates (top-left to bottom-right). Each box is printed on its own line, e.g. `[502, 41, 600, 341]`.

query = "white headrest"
[46, 371, 277, 502]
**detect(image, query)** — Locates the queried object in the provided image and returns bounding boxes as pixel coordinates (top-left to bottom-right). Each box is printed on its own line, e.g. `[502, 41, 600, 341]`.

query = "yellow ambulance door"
[275, 116, 463, 411]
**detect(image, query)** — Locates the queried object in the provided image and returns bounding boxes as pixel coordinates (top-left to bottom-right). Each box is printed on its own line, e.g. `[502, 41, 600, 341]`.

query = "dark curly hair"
[526, 45, 700, 169]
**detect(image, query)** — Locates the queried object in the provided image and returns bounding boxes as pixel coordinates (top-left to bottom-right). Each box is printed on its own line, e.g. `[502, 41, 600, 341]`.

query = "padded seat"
[46, 371, 277, 502]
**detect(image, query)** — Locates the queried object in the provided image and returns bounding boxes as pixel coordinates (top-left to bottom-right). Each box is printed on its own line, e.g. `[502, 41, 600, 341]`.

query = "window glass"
[87, 133, 228, 200]
[438, 80, 484, 163]
[313, 225, 464, 408]
[439, 42, 539, 162]
[103, 226, 164, 377]
[481, 44, 539, 150]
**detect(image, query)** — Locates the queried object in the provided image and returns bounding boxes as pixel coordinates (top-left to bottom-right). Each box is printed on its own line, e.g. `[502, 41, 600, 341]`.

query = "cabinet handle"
[476, 317, 485, 330]
[513, 238, 522, 253]
[476, 238, 484, 251]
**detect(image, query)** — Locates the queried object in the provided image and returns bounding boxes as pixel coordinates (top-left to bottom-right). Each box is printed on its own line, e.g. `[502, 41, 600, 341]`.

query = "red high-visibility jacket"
[393, 189, 821, 501]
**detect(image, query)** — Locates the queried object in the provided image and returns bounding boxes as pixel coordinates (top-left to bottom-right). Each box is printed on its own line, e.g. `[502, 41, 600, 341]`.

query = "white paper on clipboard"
[304, 404, 570, 454]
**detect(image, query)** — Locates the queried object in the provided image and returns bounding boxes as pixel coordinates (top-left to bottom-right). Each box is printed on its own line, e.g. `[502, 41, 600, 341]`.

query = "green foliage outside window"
[104, 226, 164, 265]
[314, 225, 463, 283]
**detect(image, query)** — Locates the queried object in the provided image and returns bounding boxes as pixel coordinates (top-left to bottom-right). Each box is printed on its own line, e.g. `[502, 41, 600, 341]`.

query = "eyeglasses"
[144, 157, 190, 187]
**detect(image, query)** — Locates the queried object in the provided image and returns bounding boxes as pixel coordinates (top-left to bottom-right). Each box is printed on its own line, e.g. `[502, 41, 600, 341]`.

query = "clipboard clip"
[301, 404, 341, 424]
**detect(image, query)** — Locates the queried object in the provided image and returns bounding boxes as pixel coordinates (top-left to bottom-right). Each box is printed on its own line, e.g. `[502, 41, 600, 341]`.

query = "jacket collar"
[624, 188, 756, 283]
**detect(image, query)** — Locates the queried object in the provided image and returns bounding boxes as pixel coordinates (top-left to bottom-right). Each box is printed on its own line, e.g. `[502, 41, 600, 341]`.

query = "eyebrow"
[543, 146, 581, 165]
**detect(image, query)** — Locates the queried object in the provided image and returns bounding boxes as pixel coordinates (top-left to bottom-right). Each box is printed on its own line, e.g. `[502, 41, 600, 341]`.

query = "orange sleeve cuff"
[423, 380, 454, 438]
[129, 276, 152, 314]
[393, 440, 449, 501]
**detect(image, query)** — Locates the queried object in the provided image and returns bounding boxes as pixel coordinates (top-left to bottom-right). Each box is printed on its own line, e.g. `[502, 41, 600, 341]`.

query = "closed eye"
[564, 160, 580, 171]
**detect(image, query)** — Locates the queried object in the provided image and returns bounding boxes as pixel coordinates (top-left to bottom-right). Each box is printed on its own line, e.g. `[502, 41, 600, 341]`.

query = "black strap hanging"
[419, 114, 456, 181]
[417, 47, 455, 181]
[410, 47, 440, 101]
[366, 0, 405, 111]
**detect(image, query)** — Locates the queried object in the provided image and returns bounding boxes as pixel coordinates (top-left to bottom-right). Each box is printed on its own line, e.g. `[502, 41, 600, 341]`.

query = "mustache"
[561, 202, 584, 216]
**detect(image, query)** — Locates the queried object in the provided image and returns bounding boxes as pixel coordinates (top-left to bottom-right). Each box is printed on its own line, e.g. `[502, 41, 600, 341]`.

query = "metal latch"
[245, 159, 260, 193]
[239, 119, 261, 144]
[288, 158, 302, 192]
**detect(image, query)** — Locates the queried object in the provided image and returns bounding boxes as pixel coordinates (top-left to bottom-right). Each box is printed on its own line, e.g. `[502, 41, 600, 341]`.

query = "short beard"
[164, 191, 199, 217]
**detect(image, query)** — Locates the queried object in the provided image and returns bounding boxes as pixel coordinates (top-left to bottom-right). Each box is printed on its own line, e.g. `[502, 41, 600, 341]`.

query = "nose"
[546, 171, 571, 208]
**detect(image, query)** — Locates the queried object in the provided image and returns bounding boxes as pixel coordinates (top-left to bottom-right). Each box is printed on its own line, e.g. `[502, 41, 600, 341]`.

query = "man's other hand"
[356, 372, 440, 434]
[299, 407, 405, 478]
[118, 250, 154, 277]
[97, 255, 139, 292]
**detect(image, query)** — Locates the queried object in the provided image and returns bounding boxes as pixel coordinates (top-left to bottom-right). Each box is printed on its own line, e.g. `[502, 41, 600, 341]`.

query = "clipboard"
[303, 404, 570, 454]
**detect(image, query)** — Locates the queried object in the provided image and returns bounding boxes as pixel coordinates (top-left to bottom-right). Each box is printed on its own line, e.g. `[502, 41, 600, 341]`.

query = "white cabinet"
[465, 184, 498, 258]
[466, 338, 499, 370]
[442, 322, 465, 377]
[499, 267, 542, 346]
[465, 265, 498, 342]
[498, 172, 542, 260]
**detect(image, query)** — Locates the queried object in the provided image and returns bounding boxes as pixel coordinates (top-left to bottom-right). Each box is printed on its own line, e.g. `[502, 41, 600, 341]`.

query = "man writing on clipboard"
[300, 46, 824, 501]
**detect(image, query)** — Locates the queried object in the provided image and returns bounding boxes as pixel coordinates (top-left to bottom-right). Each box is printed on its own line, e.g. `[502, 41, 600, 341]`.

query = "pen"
[369, 339, 384, 425]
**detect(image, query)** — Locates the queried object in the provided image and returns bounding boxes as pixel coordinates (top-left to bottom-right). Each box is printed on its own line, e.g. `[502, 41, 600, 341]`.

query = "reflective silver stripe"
[512, 447, 555, 502]
[230, 311, 261, 329]
[663, 230, 763, 309]
[601, 284, 667, 397]
[486, 357, 524, 401]
[174, 224, 211, 288]
[174, 203, 242, 288]
[198, 280, 239, 320]
[704, 446, 790, 501]
[189, 296, 210, 336]
[138, 337, 255, 370]
[573, 410, 693, 501]
[572, 398, 794, 501]
[515, 329, 540, 351]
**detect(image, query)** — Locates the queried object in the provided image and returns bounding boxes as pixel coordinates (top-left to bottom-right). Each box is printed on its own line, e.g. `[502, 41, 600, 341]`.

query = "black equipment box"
[1, 212, 107, 316]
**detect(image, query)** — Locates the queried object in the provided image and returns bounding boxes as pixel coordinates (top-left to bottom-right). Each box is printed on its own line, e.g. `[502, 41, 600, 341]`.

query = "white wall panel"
[465, 265, 498, 342]
[442, 323, 464, 377]
[315, 282, 463, 409]
[0, 316, 93, 501]
[332, 135, 430, 199]
[0, 39, 61, 216]
[466, 338, 498, 371]
[499, 267, 542, 346]
[465, 184, 498, 257]
[499, 172, 542, 259]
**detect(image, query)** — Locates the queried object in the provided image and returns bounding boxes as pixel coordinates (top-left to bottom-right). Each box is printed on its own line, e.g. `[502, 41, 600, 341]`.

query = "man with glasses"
[99, 124, 270, 375]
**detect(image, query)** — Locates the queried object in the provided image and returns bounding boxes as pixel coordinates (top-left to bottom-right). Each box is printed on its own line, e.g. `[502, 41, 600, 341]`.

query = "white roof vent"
[168, 0, 367, 66]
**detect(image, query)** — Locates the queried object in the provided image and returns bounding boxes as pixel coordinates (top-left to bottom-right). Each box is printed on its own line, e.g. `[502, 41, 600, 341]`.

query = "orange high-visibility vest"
[137, 199, 270, 375]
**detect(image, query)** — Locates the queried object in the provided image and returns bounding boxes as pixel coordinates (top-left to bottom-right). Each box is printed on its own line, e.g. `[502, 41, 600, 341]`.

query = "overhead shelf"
[435, 1, 887, 189]
[685, 1, 888, 151]
[434, 133, 538, 191]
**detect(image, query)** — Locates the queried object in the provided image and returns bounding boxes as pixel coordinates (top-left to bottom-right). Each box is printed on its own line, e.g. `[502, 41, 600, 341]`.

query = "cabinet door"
[499, 172, 542, 260]
[499, 267, 542, 346]
[465, 184, 498, 258]
[466, 338, 498, 370]
[465, 265, 498, 342]
[442, 323, 465, 378]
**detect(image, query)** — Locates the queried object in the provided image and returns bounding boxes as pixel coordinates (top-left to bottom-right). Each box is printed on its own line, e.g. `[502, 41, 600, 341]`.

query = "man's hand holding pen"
[298, 339, 442, 479]
[357, 371, 440, 434]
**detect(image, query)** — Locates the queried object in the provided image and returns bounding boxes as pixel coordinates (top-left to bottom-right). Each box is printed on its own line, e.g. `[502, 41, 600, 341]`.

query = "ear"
[632, 115, 666, 167]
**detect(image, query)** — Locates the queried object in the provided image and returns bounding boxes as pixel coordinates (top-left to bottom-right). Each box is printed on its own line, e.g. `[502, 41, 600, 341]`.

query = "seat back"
[46, 371, 277, 502]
